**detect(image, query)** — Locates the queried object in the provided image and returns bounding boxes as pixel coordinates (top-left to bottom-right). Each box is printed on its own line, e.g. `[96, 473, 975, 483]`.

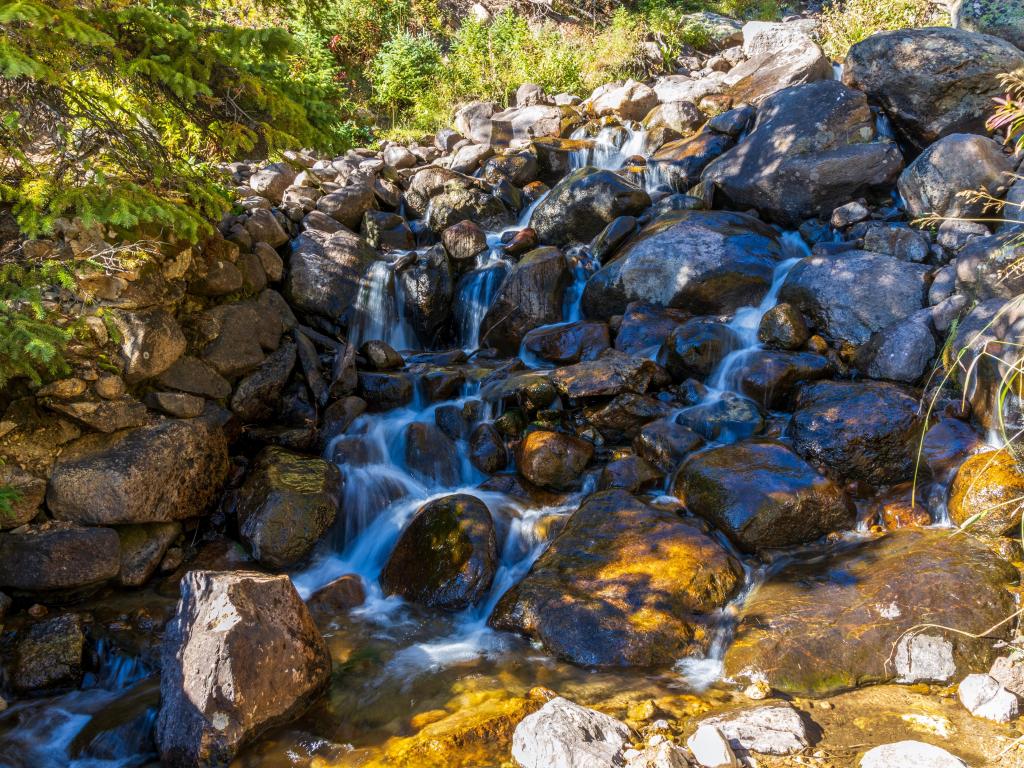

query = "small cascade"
[570, 123, 650, 172]
[349, 258, 418, 351]
[563, 246, 600, 324]
[455, 250, 511, 351]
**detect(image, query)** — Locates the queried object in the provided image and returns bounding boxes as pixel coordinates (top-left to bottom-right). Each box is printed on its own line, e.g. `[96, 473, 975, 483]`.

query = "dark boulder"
[530, 168, 651, 246]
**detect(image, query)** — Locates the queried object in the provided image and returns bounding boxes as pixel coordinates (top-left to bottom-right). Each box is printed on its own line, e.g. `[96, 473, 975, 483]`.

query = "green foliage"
[370, 31, 443, 115]
[818, 0, 949, 59]
[0, 484, 20, 524]
[0, 0, 360, 242]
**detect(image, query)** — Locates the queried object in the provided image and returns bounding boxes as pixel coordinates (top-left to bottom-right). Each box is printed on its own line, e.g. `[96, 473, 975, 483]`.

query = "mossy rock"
[954, 0, 1024, 50]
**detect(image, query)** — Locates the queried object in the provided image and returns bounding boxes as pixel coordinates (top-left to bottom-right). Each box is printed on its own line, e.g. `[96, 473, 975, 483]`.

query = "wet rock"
[899, 134, 1013, 220]
[512, 697, 633, 768]
[583, 211, 783, 320]
[659, 318, 739, 382]
[522, 321, 610, 366]
[688, 724, 738, 768]
[703, 81, 903, 226]
[723, 530, 1018, 695]
[480, 247, 570, 355]
[633, 420, 705, 474]
[158, 356, 232, 400]
[399, 246, 455, 345]
[779, 251, 929, 346]
[117, 522, 181, 587]
[615, 302, 688, 356]
[516, 430, 593, 490]
[650, 130, 735, 192]
[418, 367, 466, 402]
[757, 303, 809, 350]
[591, 216, 639, 265]
[307, 574, 365, 624]
[483, 150, 539, 187]
[585, 393, 674, 443]
[698, 704, 810, 756]
[790, 381, 922, 487]
[0, 522, 119, 593]
[0, 464, 46, 530]
[12, 613, 85, 692]
[144, 391, 205, 419]
[530, 168, 651, 247]
[320, 396, 367, 449]
[958, 673, 1020, 723]
[843, 27, 1024, 150]
[948, 449, 1024, 538]
[922, 418, 984, 482]
[235, 447, 341, 569]
[598, 455, 663, 493]
[436, 400, 482, 441]
[230, 340, 297, 422]
[858, 311, 936, 384]
[736, 350, 832, 410]
[442, 220, 488, 266]
[427, 186, 513, 234]
[676, 391, 764, 443]
[380, 494, 497, 611]
[674, 440, 854, 553]
[470, 423, 508, 474]
[47, 418, 229, 525]
[358, 371, 413, 411]
[359, 340, 404, 371]
[156, 570, 331, 767]
[111, 308, 186, 384]
[493, 490, 742, 667]
[551, 349, 663, 399]
[286, 229, 376, 321]
[862, 223, 931, 263]
[363, 210, 415, 251]
[405, 422, 460, 487]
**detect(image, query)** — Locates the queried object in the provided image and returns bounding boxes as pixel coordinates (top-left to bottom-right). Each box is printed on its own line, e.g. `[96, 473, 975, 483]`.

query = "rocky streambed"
[2, 12, 1024, 768]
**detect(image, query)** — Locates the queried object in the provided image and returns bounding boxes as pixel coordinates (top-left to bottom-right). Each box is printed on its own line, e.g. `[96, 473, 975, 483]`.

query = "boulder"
[643, 100, 705, 137]
[948, 449, 1024, 537]
[424, 186, 513, 233]
[550, 349, 663, 399]
[724, 38, 833, 106]
[47, 417, 229, 525]
[858, 311, 937, 384]
[404, 421, 460, 487]
[697, 704, 810, 756]
[898, 134, 1013, 219]
[111, 308, 186, 384]
[316, 179, 376, 230]
[676, 391, 765, 444]
[843, 27, 1024, 150]
[516, 430, 593, 491]
[156, 571, 331, 767]
[588, 80, 659, 120]
[953, 0, 1024, 50]
[358, 371, 414, 411]
[0, 464, 45, 530]
[230, 340, 296, 422]
[736, 350, 832, 409]
[530, 168, 651, 247]
[659, 318, 740, 382]
[442, 219, 489, 265]
[492, 490, 742, 667]
[469, 423, 508, 474]
[12, 613, 85, 692]
[702, 81, 903, 226]
[674, 440, 854, 553]
[380, 494, 498, 611]
[789, 381, 922, 486]
[286, 229, 376, 320]
[522, 321, 610, 366]
[480, 247, 570, 355]
[779, 251, 929, 346]
[486, 104, 568, 145]
[723, 530, 1018, 695]
[598, 455, 662, 494]
[583, 210, 783, 320]
[649, 130, 735, 193]
[196, 303, 267, 378]
[956, 233, 1024, 302]
[0, 522, 120, 593]
[860, 741, 967, 768]
[235, 447, 342, 569]
[584, 393, 674, 443]
[633, 420, 705, 474]
[249, 162, 296, 204]
[614, 302, 688, 356]
[399, 246, 455, 345]
[511, 697, 633, 768]
[117, 521, 181, 587]
[158, 356, 232, 400]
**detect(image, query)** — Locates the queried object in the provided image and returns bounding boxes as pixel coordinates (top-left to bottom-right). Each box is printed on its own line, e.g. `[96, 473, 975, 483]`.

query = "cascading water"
[570, 123, 650, 173]
[348, 258, 418, 351]
[456, 251, 511, 351]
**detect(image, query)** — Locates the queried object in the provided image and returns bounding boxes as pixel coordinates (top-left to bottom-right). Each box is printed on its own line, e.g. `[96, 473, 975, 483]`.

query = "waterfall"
[455, 251, 511, 351]
[349, 258, 418, 351]
[570, 123, 650, 172]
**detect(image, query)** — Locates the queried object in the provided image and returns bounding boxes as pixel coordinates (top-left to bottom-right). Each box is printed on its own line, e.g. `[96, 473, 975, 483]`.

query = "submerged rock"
[157, 571, 331, 767]
[381, 494, 498, 611]
[492, 490, 742, 667]
[790, 381, 922, 487]
[583, 210, 783, 320]
[673, 440, 854, 553]
[235, 447, 342, 569]
[723, 530, 1018, 696]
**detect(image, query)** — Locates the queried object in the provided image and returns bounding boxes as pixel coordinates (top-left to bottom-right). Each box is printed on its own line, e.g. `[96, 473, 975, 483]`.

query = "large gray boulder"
[47, 418, 229, 525]
[582, 210, 783, 320]
[899, 133, 1013, 220]
[512, 697, 633, 768]
[156, 571, 331, 767]
[285, 229, 376, 321]
[703, 80, 903, 226]
[480, 247, 570, 354]
[724, 37, 833, 105]
[530, 167, 651, 247]
[952, 0, 1024, 50]
[779, 251, 929, 346]
[843, 27, 1024, 150]
[398, 245, 455, 345]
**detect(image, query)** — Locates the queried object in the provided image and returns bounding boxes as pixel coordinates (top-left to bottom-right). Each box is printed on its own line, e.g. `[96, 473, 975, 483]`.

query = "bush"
[370, 32, 443, 116]
[818, 0, 948, 60]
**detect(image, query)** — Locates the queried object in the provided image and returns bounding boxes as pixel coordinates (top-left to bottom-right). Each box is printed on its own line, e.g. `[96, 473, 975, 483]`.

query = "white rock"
[958, 673, 1021, 723]
[990, 655, 1024, 697]
[859, 741, 968, 768]
[741, 20, 818, 56]
[894, 632, 956, 683]
[625, 741, 690, 767]
[512, 697, 633, 768]
[587, 79, 658, 121]
[698, 705, 809, 755]
[687, 725, 738, 768]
